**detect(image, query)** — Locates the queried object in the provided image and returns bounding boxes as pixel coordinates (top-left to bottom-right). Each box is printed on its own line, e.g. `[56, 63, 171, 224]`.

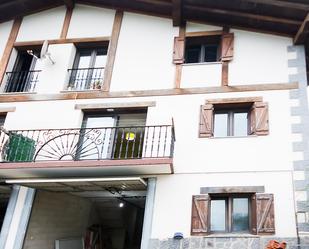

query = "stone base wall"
[149, 237, 305, 249]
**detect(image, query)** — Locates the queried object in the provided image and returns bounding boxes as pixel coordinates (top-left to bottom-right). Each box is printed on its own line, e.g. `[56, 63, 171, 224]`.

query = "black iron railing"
[0, 125, 175, 162]
[67, 67, 104, 90]
[4, 70, 41, 93]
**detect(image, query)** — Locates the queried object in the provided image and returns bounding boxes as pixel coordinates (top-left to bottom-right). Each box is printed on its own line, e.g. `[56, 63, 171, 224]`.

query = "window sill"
[210, 135, 258, 139]
[0, 92, 36, 95]
[205, 233, 259, 238]
[182, 62, 222, 66]
[60, 89, 102, 93]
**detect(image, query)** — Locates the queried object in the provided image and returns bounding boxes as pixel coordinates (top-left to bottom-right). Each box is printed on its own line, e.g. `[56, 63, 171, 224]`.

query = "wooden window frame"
[209, 194, 252, 234]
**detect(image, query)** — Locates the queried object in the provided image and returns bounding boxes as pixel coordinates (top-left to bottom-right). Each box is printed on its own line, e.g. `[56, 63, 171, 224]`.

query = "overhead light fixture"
[119, 202, 124, 208]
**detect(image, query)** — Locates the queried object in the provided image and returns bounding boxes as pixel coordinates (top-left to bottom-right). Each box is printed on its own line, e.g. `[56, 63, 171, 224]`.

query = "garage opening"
[16, 178, 147, 249]
[0, 185, 11, 230]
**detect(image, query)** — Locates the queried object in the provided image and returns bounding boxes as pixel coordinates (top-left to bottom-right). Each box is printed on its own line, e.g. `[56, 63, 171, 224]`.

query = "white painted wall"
[181, 63, 222, 88]
[16, 7, 66, 42]
[186, 22, 222, 33]
[35, 43, 76, 93]
[0, 21, 13, 57]
[67, 5, 115, 38]
[151, 172, 297, 239]
[110, 12, 179, 91]
[229, 29, 292, 85]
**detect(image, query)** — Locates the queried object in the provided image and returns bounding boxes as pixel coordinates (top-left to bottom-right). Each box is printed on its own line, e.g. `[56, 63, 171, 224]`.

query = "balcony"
[4, 70, 41, 93]
[0, 125, 175, 178]
[67, 67, 104, 91]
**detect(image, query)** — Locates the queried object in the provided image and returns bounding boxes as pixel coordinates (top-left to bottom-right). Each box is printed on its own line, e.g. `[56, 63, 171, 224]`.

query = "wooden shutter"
[221, 33, 234, 61]
[191, 195, 210, 235]
[249, 102, 269, 136]
[173, 37, 185, 64]
[256, 193, 275, 235]
[199, 104, 214, 138]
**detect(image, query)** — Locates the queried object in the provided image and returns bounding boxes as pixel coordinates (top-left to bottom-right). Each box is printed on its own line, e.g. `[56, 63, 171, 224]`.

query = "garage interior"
[19, 178, 147, 249]
[0, 185, 11, 230]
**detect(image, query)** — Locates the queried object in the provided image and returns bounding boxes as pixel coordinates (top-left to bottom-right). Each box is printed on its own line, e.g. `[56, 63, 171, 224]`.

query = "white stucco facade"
[0, 3, 305, 248]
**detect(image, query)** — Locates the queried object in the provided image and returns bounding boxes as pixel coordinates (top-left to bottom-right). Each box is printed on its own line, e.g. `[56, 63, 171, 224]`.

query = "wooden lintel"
[294, 13, 309, 45]
[14, 37, 110, 47]
[0, 82, 298, 103]
[60, 7, 73, 39]
[172, 0, 183, 26]
[0, 18, 22, 85]
[102, 11, 123, 92]
[185, 30, 223, 37]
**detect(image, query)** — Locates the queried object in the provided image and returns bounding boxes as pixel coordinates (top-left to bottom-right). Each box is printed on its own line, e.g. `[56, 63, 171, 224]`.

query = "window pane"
[214, 113, 228, 137]
[94, 49, 108, 68]
[232, 198, 249, 232]
[211, 200, 226, 231]
[234, 112, 248, 136]
[204, 44, 218, 62]
[77, 52, 91, 68]
[185, 46, 201, 63]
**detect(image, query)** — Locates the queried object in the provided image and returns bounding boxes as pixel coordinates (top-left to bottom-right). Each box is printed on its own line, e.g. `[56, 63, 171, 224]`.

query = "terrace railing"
[67, 67, 104, 91]
[4, 70, 41, 93]
[0, 125, 175, 162]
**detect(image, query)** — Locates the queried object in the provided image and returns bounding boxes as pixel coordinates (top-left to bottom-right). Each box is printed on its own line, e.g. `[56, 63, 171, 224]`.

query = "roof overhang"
[1, 1, 309, 42]
[0, 158, 173, 179]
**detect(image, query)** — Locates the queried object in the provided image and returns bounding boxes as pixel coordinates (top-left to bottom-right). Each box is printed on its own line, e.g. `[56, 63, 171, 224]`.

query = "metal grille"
[4, 70, 41, 92]
[0, 125, 175, 162]
[67, 67, 104, 90]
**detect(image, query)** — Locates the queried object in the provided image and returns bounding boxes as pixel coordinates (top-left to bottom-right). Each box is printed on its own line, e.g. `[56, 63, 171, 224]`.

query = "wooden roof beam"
[172, 0, 183, 26]
[244, 0, 309, 10]
[294, 13, 309, 45]
[63, 0, 74, 9]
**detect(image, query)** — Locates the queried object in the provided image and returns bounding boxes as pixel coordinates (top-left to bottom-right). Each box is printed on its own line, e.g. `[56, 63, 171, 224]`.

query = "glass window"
[185, 36, 221, 64]
[210, 196, 250, 233]
[214, 113, 228, 137]
[232, 198, 249, 232]
[210, 199, 226, 231]
[214, 110, 249, 137]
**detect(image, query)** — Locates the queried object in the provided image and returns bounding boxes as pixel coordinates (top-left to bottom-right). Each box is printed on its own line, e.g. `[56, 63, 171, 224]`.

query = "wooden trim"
[14, 37, 110, 47]
[0, 82, 298, 103]
[294, 13, 309, 45]
[185, 30, 223, 37]
[0, 18, 22, 84]
[60, 7, 73, 39]
[172, 0, 183, 26]
[102, 11, 123, 92]
[174, 25, 186, 88]
[200, 186, 265, 194]
[205, 97, 263, 104]
[75, 101, 156, 110]
[221, 61, 229, 86]
[63, 0, 75, 9]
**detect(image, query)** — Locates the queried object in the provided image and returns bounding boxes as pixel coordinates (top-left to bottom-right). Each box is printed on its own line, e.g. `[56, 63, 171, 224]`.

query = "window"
[68, 45, 108, 90]
[5, 48, 41, 93]
[81, 109, 147, 160]
[214, 108, 249, 137]
[173, 33, 234, 65]
[185, 36, 221, 63]
[210, 196, 250, 233]
[191, 192, 275, 236]
[199, 98, 269, 138]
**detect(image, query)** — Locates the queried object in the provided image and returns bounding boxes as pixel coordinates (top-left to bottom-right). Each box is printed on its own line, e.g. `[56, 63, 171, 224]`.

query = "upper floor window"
[214, 108, 249, 137]
[185, 36, 221, 63]
[4, 48, 41, 93]
[199, 98, 269, 138]
[68, 44, 108, 91]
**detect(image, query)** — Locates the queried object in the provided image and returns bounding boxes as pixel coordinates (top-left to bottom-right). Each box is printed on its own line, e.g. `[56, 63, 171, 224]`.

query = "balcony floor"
[0, 158, 173, 179]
